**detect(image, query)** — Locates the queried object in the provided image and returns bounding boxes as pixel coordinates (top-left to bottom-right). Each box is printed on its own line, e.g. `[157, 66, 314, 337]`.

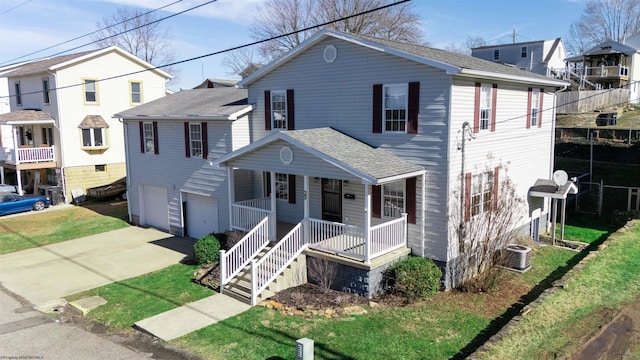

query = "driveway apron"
[0, 227, 193, 310]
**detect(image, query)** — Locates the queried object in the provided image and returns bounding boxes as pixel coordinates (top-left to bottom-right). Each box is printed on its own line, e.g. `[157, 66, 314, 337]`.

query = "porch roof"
[215, 127, 425, 185]
[0, 109, 55, 125]
[528, 179, 578, 199]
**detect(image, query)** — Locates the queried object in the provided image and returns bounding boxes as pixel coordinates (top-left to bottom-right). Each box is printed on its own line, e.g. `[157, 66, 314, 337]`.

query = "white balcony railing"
[13, 146, 55, 164]
[585, 65, 629, 78]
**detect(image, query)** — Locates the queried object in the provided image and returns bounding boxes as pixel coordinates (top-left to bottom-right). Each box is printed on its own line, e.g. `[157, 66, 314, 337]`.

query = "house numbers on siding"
[280, 146, 293, 164]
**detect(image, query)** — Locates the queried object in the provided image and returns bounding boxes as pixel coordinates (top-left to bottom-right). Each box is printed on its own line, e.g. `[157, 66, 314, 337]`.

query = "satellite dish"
[553, 170, 569, 187]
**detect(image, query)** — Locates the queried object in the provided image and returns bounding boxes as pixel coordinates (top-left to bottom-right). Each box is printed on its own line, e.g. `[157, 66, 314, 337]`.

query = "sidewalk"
[133, 294, 251, 341]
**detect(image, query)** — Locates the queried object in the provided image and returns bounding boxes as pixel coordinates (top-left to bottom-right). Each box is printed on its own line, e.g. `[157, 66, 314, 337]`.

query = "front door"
[322, 178, 342, 222]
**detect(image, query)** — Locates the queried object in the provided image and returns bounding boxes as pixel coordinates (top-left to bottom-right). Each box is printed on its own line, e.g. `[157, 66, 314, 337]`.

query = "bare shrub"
[307, 257, 337, 293]
[224, 229, 247, 250]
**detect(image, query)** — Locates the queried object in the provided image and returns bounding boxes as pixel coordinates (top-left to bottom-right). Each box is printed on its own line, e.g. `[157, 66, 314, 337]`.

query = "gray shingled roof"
[352, 33, 555, 82]
[78, 115, 109, 128]
[0, 109, 55, 123]
[115, 88, 249, 118]
[3, 50, 95, 77]
[283, 127, 424, 181]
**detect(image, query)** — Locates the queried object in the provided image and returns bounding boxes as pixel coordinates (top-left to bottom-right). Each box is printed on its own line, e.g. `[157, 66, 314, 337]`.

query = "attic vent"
[323, 45, 337, 63]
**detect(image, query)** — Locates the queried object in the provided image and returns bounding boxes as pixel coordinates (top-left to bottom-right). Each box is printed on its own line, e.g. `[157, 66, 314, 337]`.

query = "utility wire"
[0, 0, 32, 16]
[0, 0, 183, 66]
[5, 0, 412, 99]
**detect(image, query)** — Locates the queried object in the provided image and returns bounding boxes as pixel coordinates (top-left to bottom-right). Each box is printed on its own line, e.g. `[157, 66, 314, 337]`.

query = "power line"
[5, 0, 412, 99]
[0, 0, 33, 16]
[0, 0, 183, 66]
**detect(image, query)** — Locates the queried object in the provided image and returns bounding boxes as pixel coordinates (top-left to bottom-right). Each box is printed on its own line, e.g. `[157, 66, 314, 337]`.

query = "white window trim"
[270, 90, 287, 130]
[83, 78, 99, 105]
[143, 122, 155, 154]
[479, 84, 492, 131]
[382, 83, 408, 134]
[130, 80, 142, 105]
[80, 128, 108, 149]
[471, 171, 493, 217]
[189, 123, 203, 158]
[531, 89, 540, 127]
[382, 180, 405, 218]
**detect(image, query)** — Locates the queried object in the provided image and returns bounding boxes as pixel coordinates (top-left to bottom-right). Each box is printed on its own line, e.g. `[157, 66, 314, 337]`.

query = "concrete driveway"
[0, 226, 194, 311]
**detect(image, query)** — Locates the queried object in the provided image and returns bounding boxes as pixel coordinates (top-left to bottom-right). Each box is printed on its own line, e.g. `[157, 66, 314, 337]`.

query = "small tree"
[448, 165, 525, 292]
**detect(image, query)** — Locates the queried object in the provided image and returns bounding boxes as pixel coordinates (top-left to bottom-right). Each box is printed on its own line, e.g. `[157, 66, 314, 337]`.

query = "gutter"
[457, 69, 569, 87]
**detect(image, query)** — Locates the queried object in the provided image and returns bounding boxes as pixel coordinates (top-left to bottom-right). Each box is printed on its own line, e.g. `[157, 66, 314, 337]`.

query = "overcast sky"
[0, 0, 587, 90]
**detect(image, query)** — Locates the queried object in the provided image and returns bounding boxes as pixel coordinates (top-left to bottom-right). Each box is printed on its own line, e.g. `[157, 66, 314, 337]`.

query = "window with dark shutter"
[538, 89, 544, 128]
[526, 88, 532, 129]
[184, 122, 190, 158]
[286, 89, 295, 130]
[473, 83, 481, 133]
[406, 177, 417, 224]
[493, 166, 500, 209]
[139, 122, 144, 153]
[202, 122, 208, 159]
[408, 82, 419, 134]
[152, 121, 159, 154]
[372, 185, 381, 218]
[289, 174, 296, 204]
[491, 84, 497, 132]
[264, 90, 271, 130]
[464, 172, 472, 221]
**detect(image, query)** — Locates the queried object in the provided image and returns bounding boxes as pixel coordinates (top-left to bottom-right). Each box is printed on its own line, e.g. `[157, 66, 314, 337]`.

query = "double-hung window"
[143, 122, 155, 153]
[130, 81, 142, 104]
[382, 181, 405, 218]
[189, 123, 203, 158]
[493, 49, 500, 60]
[275, 173, 289, 200]
[530, 89, 540, 127]
[83, 79, 98, 103]
[271, 90, 287, 129]
[81, 128, 106, 148]
[14, 82, 22, 106]
[479, 84, 492, 131]
[42, 78, 50, 104]
[383, 84, 407, 133]
[521, 46, 528, 58]
[471, 171, 493, 216]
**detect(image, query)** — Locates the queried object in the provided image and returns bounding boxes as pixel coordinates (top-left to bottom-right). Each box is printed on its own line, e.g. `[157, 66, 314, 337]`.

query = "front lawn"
[172, 246, 577, 360]
[66, 263, 213, 330]
[0, 205, 129, 254]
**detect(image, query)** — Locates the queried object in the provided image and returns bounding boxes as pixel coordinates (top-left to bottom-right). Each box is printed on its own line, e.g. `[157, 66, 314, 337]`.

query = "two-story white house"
[0, 47, 171, 201]
[472, 38, 567, 78]
[119, 29, 567, 304]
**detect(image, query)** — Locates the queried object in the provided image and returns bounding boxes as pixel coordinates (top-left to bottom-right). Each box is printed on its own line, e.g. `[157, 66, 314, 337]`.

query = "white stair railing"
[250, 221, 305, 305]
[220, 216, 270, 291]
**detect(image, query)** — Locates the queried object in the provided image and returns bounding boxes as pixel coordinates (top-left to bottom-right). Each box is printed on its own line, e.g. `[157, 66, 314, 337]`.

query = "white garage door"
[184, 193, 218, 239]
[142, 185, 169, 231]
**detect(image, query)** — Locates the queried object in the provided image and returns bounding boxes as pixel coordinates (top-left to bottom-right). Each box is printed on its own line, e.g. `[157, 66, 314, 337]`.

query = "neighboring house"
[564, 33, 640, 103]
[0, 47, 171, 201]
[192, 78, 237, 89]
[114, 88, 253, 238]
[472, 38, 566, 78]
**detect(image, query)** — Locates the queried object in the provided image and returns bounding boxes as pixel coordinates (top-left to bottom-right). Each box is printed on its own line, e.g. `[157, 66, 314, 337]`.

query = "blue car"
[0, 192, 51, 216]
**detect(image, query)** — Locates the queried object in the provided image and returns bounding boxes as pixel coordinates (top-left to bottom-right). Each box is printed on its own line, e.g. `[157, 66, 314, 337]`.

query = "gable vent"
[323, 45, 337, 63]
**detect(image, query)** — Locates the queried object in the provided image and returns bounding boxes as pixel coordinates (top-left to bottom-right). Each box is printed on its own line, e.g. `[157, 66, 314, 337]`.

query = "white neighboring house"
[0, 47, 171, 201]
[114, 88, 253, 238]
[472, 38, 567, 78]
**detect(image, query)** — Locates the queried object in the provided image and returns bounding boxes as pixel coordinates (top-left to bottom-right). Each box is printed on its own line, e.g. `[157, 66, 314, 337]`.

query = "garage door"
[184, 193, 218, 239]
[142, 185, 169, 231]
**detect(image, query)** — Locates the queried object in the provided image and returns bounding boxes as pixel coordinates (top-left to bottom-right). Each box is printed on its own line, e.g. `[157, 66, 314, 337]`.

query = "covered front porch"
[215, 127, 425, 304]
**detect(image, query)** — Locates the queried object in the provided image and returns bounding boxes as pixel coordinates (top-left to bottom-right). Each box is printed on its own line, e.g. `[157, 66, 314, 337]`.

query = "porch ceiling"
[0, 109, 55, 125]
[216, 127, 425, 184]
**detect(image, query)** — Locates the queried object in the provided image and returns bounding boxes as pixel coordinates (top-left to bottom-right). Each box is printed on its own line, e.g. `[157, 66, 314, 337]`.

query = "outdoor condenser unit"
[503, 244, 532, 272]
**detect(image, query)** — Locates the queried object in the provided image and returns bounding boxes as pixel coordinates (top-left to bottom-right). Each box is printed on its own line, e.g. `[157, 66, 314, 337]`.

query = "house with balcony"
[471, 38, 567, 78]
[564, 33, 640, 103]
[0, 47, 170, 200]
[116, 29, 567, 304]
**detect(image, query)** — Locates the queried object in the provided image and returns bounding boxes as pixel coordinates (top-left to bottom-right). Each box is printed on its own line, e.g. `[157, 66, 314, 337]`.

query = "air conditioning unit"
[502, 244, 532, 272]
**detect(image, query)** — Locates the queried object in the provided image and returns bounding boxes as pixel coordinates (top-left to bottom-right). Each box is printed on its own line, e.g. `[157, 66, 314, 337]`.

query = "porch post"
[303, 175, 309, 243]
[270, 172, 276, 241]
[0, 166, 4, 185]
[364, 183, 371, 264]
[16, 169, 23, 196]
[12, 128, 20, 165]
[227, 167, 235, 230]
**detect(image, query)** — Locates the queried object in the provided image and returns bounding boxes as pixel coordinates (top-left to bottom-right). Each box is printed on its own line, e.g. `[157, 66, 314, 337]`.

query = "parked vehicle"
[86, 177, 127, 200]
[0, 184, 17, 193]
[0, 193, 51, 216]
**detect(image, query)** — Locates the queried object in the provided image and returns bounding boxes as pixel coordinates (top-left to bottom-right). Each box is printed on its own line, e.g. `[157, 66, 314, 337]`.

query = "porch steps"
[222, 247, 307, 305]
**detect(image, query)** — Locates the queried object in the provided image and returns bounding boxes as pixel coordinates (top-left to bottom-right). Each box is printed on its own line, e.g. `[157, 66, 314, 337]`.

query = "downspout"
[459, 121, 468, 239]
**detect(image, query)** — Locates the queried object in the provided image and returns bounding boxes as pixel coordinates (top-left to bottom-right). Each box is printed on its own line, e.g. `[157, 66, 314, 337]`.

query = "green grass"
[554, 213, 617, 244]
[0, 206, 129, 254]
[171, 246, 577, 360]
[478, 220, 640, 359]
[66, 263, 213, 330]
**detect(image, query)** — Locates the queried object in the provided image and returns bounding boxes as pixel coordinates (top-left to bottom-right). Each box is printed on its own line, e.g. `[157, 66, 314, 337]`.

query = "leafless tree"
[92, 7, 178, 80]
[222, 47, 261, 78]
[447, 165, 525, 292]
[445, 35, 487, 55]
[226, 0, 424, 76]
[308, 257, 338, 293]
[565, 0, 640, 55]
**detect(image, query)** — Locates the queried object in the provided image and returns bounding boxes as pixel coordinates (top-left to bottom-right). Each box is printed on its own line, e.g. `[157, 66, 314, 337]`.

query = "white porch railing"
[232, 198, 271, 231]
[308, 218, 365, 258]
[250, 222, 304, 305]
[220, 216, 270, 290]
[369, 214, 408, 259]
[15, 146, 55, 164]
[585, 65, 629, 78]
